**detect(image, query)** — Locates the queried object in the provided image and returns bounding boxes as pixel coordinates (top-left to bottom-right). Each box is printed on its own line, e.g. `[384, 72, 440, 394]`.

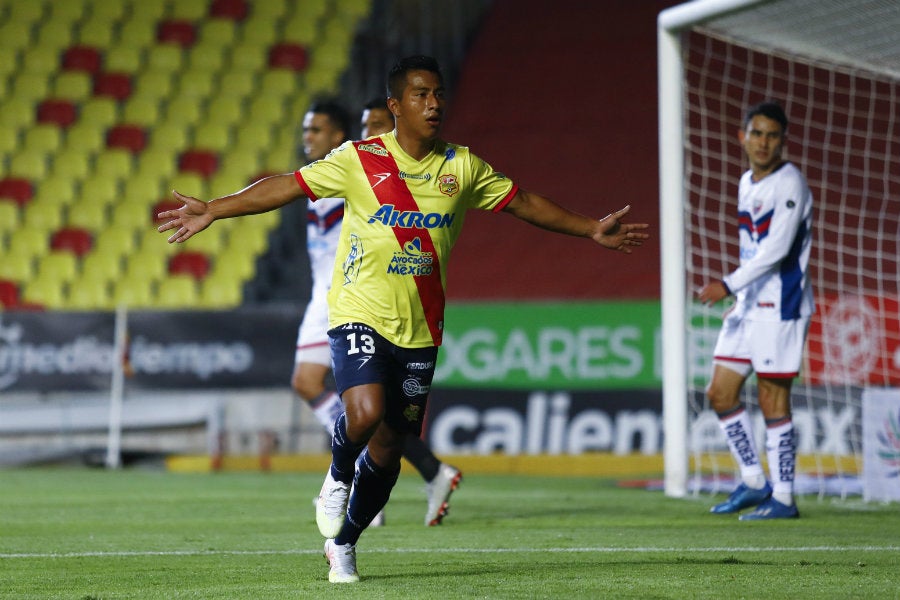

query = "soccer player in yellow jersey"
[159, 55, 649, 583]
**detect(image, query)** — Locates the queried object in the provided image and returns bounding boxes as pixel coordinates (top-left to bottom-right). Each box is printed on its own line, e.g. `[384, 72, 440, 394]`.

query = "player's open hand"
[157, 190, 213, 243]
[594, 205, 650, 253]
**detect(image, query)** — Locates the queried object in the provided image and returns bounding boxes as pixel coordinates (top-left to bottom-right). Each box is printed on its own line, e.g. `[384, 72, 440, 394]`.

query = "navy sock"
[335, 449, 399, 546]
[329, 412, 366, 485]
[402, 434, 440, 482]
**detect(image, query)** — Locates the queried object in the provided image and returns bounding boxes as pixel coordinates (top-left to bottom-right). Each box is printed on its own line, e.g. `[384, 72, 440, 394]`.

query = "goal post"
[658, 0, 900, 499]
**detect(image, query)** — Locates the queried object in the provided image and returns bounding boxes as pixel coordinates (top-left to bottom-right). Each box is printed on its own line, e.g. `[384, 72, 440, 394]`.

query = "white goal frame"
[657, 0, 900, 498]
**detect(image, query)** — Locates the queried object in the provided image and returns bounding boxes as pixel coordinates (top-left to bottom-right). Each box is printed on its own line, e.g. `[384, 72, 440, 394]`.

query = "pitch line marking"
[2, 546, 899, 559]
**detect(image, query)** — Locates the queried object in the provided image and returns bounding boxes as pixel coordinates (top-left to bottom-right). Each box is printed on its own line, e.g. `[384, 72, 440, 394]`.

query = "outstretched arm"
[157, 174, 304, 243]
[502, 189, 649, 253]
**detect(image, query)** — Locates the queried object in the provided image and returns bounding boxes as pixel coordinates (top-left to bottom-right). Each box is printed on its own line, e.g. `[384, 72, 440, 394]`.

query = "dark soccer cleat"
[709, 482, 772, 514]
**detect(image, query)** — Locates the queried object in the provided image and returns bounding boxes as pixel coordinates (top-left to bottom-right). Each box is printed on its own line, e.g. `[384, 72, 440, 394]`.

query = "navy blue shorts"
[328, 323, 438, 435]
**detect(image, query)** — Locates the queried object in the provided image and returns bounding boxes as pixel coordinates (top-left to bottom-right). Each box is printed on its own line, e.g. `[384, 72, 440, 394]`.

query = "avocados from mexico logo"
[387, 237, 434, 276]
[877, 408, 900, 478]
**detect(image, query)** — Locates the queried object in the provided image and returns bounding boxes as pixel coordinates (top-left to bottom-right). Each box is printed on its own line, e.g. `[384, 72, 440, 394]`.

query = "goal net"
[658, 0, 900, 498]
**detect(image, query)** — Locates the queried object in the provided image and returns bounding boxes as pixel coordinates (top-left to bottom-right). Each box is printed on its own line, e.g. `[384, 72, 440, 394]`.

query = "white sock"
[719, 408, 766, 489]
[766, 419, 796, 506]
[310, 391, 343, 434]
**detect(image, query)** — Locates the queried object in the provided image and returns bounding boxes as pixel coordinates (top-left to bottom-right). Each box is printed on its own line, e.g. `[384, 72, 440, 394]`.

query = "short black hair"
[387, 55, 443, 100]
[364, 96, 388, 111]
[308, 98, 352, 141]
[744, 101, 788, 132]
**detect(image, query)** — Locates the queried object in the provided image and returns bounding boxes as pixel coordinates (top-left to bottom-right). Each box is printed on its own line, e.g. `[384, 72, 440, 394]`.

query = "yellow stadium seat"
[198, 19, 237, 47]
[155, 275, 199, 309]
[23, 199, 65, 232]
[163, 96, 203, 128]
[51, 148, 93, 181]
[125, 250, 167, 281]
[79, 97, 120, 129]
[52, 71, 94, 102]
[0, 201, 20, 238]
[175, 68, 215, 99]
[145, 45, 184, 74]
[10, 150, 49, 180]
[228, 41, 268, 71]
[111, 275, 154, 309]
[129, 0, 167, 22]
[217, 71, 255, 99]
[9, 225, 50, 257]
[24, 124, 63, 154]
[63, 123, 106, 153]
[109, 200, 151, 231]
[0, 126, 19, 156]
[0, 249, 35, 284]
[66, 199, 109, 233]
[0, 97, 36, 130]
[140, 227, 179, 257]
[8, 1, 48, 24]
[225, 226, 270, 258]
[168, 0, 208, 20]
[36, 251, 79, 284]
[49, 0, 88, 22]
[22, 276, 67, 309]
[136, 147, 178, 181]
[89, 0, 127, 22]
[93, 148, 135, 181]
[77, 18, 115, 48]
[67, 275, 113, 310]
[121, 174, 163, 207]
[78, 177, 119, 207]
[81, 249, 124, 281]
[105, 43, 145, 74]
[248, 96, 286, 126]
[11, 72, 51, 104]
[206, 97, 244, 129]
[148, 123, 190, 153]
[21, 45, 60, 76]
[36, 19, 76, 50]
[200, 273, 242, 308]
[192, 122, 231, 152]
[133, 70, 175, 104]
[93, 228, 138, 258]
[259, 70, 299, 97]
[251, 0, 288, 18]
[35, 176, 77, 207]
[281, 15, 320, 46]
[208, 168, 256, 199]
[166, 173, 207, 199]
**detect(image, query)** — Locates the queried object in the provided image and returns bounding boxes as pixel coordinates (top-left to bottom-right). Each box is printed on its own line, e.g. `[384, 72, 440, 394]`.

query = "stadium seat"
[200, 274, 242, 308]
[166, 173, 207, 199]
[93, 148, 135, 181]
[37, 100, 78, 128]
[109, 201, 150, 231]
[0, 279, 20, 308]
[50, 226, 94, 257]
[268, 43, 308, 71]
[217, 71, 255, 99]
[130, 0, 168, 22]
[66, 198, 109, 233]
[0, 178, 34, 207]
[126, 250, 167, 281]
[157, 20, 197, 47]
[228, 41, 268, 70]
[22, 276, 67, 310]
[36, 252, 79, 285]
[49, 0, 87, 22]
[93, 72, 133, 101]
[93, 228, 137, 258]
[121, 96, 162, 128]
[169, 0, 210, 22]
[187, 43, 228, 73]
[106, 124, 147, 154]
[81, 249, 124, 282]
[23, 200, 65, 232]
[10, 150, 49, 181]
[122, 175, 164, 208]
[117, 19, 157, 49]
[104, 43, 145, 75]
[0, 97, 36, 131]
[136, 148, 178, 182]
[89, 0, 126, 22]
[79, 97, 120, 129]
[0, 201, 20, 238]
[77, 18, 115, 48]
[9, 225, 51, 258]
[146, 44, 185, 73]
[175, 68, 216, 99]
[0, 250, 35, 285]
[79, 176, 119, 207]
[133, 70, 175, 106]
[67, 276, 112, 310]
[21, 45, 60, 76]
[111, 275, 155, 308]
[198, 19, 238, 46]
[51, 148, 93, 180]
[169, 250, 211, 280]
[51, 72, 94, 102]
[209, 0, 249, 21]
[163, 95, 203, 127]
[155, 275, 199, 308]
[206, 96, 244, 127]
[35, 176, 77, 207]
[24, 124, 64, 154]
[62, 45, 102, 74]
[179, 150, 220, 178]
[191, 121, 231, 151]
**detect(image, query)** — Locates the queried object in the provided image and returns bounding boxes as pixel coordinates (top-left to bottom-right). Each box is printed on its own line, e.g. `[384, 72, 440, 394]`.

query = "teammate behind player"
[158, 55, 649, 583]
[698, 101, 814, 520]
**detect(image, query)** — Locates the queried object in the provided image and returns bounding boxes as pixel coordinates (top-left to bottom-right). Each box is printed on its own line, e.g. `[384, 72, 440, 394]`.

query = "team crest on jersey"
[438, 173, 459, 197]
[358, 143, 389, 157]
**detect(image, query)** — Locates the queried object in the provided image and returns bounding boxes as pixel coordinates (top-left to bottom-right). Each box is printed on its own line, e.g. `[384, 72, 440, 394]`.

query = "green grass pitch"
[1, 467, 898, 599]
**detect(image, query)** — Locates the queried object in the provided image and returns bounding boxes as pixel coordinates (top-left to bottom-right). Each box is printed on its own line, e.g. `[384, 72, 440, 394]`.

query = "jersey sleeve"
[293, 141, 355, 202]
[724, 171, 809, 293]
[465, 151, 518, 212]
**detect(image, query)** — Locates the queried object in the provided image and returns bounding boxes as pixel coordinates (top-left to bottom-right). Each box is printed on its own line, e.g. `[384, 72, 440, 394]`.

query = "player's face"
[361, 107, 394, 138]
[302, 112, 344, 162]
[739, 114, 784, 174]
[392, 69, 445, 141]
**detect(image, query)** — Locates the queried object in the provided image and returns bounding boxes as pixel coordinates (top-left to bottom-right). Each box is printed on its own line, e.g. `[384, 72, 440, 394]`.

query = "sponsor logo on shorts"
[402, 377, 430, 397]
[406, 361, 435, 370]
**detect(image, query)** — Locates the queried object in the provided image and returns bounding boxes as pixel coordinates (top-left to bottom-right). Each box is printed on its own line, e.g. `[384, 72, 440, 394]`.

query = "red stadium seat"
[179, 150, 219, 178]
[0, 280, 20, 308]
[157, 20, 196, 47]
[210, 0, 248, 20]
[169, 250, 211, 280]
[93, 72, 132, 101]
[107, 124, 147, 154]
[62, 46, 102, 75]
[37, 99, 78, 128]
[50, 227, 94, 257]
[0, 177, 34, 207]
[268, 43, 308, 71]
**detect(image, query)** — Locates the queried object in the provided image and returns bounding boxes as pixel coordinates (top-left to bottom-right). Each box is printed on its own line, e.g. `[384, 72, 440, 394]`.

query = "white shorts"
[294, 291, 331, 366]
[712, 313, 810, 379]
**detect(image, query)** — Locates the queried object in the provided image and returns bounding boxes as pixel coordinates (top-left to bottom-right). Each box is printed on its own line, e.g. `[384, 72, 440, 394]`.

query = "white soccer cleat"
[316, 471, 350, 538]
[324, 538, 359, 583]
[425, 463, 462, 526]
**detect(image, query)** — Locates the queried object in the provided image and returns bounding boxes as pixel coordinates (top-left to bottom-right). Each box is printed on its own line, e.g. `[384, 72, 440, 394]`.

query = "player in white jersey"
[698, 101, 814, 520]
